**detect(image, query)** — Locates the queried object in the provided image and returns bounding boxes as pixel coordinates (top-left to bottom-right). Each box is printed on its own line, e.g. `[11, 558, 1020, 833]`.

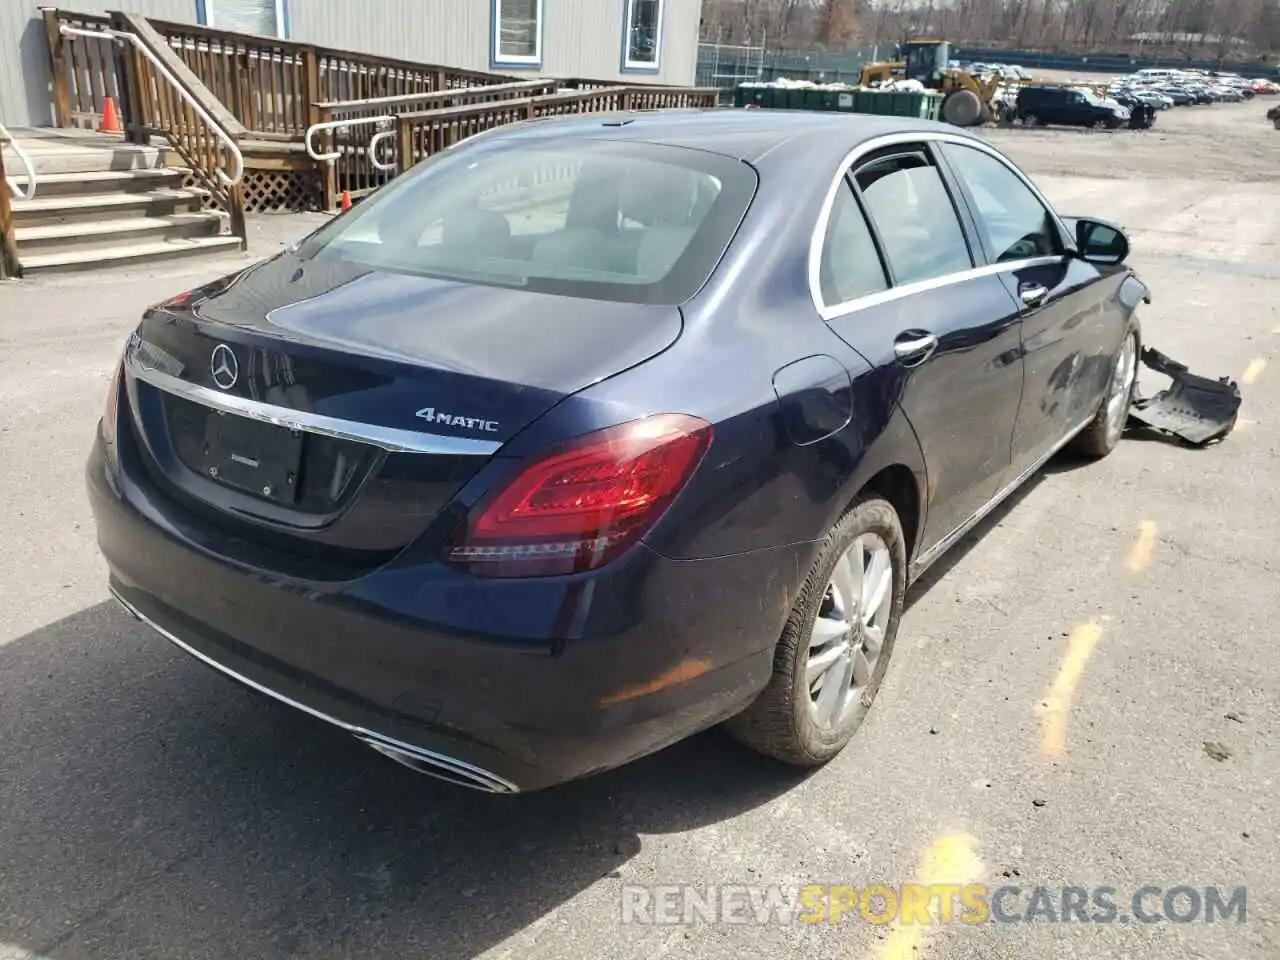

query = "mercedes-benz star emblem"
[210, 343, 239, 391]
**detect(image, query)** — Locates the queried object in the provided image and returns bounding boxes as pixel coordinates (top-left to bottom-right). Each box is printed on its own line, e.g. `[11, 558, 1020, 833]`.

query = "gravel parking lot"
[1, 101, 1276, 960]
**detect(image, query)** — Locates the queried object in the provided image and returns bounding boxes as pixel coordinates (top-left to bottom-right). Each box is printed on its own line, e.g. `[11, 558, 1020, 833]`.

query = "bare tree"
[699, 0, 1278, 58]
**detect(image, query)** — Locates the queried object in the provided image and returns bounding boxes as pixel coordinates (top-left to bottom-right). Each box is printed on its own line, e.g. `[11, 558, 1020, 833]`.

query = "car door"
[1037, 89, 1065, 123]
[818, 142, 1024, 551]
[936, 139, 1118, 481]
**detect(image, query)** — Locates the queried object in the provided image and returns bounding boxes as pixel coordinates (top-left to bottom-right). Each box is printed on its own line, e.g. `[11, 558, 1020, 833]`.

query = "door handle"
[893, 332, 938, 366]
[1019, 283, 1049, 307]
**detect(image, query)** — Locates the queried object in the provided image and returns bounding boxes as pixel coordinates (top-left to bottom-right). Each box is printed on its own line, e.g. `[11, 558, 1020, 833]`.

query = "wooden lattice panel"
[180, 171, 219, 211]
[181, 169, 322, 214]
[242, 170, 322, 213]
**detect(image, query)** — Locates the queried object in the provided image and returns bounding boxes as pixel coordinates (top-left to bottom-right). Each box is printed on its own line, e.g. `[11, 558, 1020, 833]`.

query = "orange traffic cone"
[98, 96, 122, 133]
[339, 190, 352, 212]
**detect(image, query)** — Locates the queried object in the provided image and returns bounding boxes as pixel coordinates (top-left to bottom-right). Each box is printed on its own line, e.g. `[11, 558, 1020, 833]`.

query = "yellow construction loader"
[857, 39, 1004, 127]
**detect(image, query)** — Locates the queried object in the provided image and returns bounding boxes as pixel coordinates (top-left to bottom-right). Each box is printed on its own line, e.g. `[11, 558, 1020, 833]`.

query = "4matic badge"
[414, 407, 500, 433]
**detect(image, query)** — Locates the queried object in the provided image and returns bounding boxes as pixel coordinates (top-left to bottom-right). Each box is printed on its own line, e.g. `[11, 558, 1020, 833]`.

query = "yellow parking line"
[1126, 520, 1158, 573]
[1039, 621, 1102, 760]
[1271, 324, 1280, 335]
[863, 833, 985, 960]
[1242, 358, 1266, 385]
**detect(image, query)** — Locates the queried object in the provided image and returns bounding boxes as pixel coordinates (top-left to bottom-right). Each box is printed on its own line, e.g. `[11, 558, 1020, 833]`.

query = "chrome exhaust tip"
[359, 737, 520, 794]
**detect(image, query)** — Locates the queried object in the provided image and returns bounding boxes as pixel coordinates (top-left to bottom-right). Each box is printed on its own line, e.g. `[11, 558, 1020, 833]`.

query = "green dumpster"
[763, 87, 788, 109]
[781, 89, 806, 109]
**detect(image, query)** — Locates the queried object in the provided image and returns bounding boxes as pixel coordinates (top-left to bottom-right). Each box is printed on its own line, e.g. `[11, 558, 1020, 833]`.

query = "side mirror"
[1075, 218, 1129, 265]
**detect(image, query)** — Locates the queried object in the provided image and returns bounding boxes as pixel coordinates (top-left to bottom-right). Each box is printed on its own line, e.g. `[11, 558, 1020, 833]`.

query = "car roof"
[476, 108, 977, 165]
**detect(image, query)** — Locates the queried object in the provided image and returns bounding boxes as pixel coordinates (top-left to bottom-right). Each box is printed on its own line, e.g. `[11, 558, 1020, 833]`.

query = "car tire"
[1069, 322, 1140, 459]
[723, 495, 906, 767]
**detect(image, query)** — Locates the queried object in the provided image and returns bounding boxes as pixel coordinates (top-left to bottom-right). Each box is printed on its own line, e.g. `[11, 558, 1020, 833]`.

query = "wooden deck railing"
[120, 14, 247, 241]
[391, 86, 721, 171]
[144, 18, 313, 139]
[312, 79, 560, 206]
[46, 8, 525, 139]
[141, 17, 520, 139]
[43, 10, 127, 130]
[309, 80, 716, 208]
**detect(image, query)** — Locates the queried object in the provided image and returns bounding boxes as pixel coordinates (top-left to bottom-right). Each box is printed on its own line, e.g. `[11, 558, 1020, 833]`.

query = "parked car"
[1115, 86, 1173, 110]
[1158, 85, 1196, 106]
[1016, 85, 1130, 128]
[88, 111, 1149, 793]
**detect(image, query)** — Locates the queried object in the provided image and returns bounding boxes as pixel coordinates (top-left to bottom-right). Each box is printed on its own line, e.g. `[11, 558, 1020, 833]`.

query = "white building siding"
[288, 0, 700, 85]
[1, 0, 702, 127]
[288, 1, 494, 74]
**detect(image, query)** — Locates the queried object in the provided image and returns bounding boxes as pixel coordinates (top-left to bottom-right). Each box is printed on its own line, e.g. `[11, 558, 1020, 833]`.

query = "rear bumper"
[107, 584, 523, 792]
[88, 436, 804, 793]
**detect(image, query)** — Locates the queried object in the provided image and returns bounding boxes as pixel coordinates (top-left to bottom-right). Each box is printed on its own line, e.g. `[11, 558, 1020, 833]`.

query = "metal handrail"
[58, 24, 243, 186]
[305, 115, 395, 162]
[367, 130, 397, 172]
[0, 121, 37, 201]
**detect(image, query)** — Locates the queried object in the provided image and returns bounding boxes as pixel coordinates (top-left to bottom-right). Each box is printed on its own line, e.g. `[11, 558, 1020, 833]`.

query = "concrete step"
[20, 235, 244, 275]
[3, 135, 166, 177]
[15, 211, 229, 255]
[11, 186, 212, 227]
[7, 167, 186, 199]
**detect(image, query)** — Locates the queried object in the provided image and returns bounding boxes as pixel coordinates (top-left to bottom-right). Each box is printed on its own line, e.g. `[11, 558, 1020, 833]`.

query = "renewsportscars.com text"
[620, 884, 1247, 926]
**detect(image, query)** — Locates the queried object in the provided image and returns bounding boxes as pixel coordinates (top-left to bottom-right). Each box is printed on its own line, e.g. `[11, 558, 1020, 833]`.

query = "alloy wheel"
[805, 533, 893, 729]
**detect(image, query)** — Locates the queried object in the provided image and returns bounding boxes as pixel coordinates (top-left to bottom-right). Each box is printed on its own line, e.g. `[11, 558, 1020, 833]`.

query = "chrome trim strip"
[807, 130, 1078, 322]
[820, 257, 1065, 322]
[909, 415, 1094, 581]
[110, 588, 521, 794]
[125, 342, 503, 457]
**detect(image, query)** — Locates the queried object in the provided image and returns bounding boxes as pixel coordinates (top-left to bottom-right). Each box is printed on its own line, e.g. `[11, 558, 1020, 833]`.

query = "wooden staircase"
[4, 133, 238, 275]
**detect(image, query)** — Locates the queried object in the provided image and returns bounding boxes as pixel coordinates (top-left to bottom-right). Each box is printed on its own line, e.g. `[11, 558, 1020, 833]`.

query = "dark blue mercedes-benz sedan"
[87, 109, 1148, 793]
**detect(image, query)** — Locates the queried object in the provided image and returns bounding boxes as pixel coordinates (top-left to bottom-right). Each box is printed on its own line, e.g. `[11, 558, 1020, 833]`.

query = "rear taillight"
[445, 413, 713, 578]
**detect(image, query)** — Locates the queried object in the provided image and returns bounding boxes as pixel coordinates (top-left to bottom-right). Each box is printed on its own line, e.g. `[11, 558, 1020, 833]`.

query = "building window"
[623, 0, 663, 71]
[197, 0, 288, 37]
[493, 0, 544, 67]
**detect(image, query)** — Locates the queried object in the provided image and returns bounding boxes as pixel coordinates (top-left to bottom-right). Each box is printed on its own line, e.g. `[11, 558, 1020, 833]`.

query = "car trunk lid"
[121, 254, 682, 570]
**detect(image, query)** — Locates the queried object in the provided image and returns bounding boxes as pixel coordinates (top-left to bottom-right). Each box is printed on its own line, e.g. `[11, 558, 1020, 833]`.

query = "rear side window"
[819, 183, 889, 306]
[940, 143, 1064, 262]
[295, 140, 757, 305]
[853, 151, 973, 285]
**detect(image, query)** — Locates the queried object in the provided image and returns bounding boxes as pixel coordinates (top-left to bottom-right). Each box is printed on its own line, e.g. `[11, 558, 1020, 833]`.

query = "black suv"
[1015, 85, 1129, 129]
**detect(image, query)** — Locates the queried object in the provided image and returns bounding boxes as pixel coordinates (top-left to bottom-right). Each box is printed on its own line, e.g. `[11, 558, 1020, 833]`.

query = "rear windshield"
[294, 137, 757, 305]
